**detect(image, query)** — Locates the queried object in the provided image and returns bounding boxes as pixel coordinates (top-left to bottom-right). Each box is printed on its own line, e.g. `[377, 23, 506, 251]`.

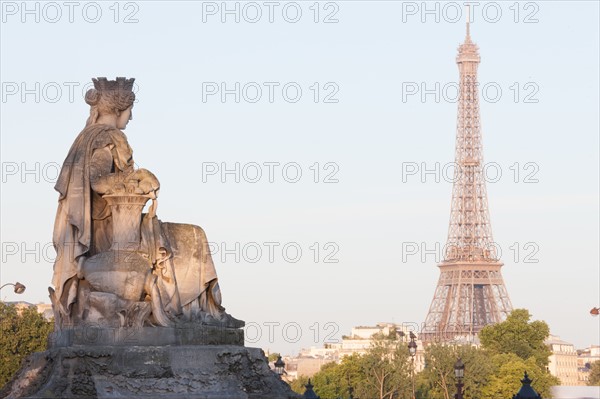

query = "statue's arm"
[90, 143, 159, 198]
[118, 152, 135, 175]
[89, 147, 115, 193]
[108, 130, 135, 175]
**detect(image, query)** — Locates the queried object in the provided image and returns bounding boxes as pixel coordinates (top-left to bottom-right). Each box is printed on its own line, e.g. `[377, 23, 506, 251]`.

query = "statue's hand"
[92, 173, 120, 195]
[93, 170, 159, 197]
[128, 169, 160, 197]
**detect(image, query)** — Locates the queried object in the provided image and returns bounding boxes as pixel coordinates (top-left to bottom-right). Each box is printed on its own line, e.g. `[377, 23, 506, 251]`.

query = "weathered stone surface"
[49, 325, 244, 347]
[1, 346, 299, 399]
[2, 77, 297, 398]
[50, 77, 243, 331]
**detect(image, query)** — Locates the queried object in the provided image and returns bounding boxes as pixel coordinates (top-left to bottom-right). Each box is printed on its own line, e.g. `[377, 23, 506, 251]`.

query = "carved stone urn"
[79, 182, 157, 327]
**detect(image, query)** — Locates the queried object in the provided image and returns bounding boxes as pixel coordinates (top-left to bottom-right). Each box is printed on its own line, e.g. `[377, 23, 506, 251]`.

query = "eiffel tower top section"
[444, 18, 496, 264]
[456, 17, 480, 65]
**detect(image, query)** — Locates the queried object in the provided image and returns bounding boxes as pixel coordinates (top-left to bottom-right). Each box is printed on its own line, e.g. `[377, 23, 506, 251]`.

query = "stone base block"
[1, 345, 299, 399]
[49, 325, 244, 347]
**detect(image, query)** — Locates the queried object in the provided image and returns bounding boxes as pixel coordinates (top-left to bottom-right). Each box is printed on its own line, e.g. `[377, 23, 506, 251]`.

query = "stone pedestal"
[16, 78, 299, 398]
[49, 325, 245, 347]
[1, 340, 299, 399]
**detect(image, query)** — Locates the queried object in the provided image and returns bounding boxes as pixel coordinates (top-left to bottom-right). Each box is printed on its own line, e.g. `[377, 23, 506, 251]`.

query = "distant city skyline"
[1, 1, 598, 355]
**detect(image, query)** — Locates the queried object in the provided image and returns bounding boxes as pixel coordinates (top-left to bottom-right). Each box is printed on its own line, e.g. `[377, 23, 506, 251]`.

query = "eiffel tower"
[421, 19, 513, 342]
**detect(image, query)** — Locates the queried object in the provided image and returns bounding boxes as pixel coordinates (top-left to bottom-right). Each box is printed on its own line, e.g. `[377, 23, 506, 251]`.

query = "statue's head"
[85, 77, 135, 128]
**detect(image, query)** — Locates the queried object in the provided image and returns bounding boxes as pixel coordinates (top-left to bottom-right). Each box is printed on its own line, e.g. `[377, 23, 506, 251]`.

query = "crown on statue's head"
[92, 77, 135, 92]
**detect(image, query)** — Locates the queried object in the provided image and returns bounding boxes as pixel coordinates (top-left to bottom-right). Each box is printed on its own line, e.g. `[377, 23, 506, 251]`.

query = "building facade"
[546, 335, 579, 386]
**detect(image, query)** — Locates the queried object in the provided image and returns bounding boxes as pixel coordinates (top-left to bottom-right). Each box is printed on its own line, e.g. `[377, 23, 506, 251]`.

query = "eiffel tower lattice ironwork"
[422, 20, 513, 341]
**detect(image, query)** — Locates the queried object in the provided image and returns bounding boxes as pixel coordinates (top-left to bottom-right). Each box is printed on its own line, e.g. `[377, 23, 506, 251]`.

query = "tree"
[458, 344, 495, 399]
[0, 302, 54, 388]
[358, 333, 412, 399]
[416, 344, 493, 399]
[310, 359, 351, 399]
[476, 309, 558, 398]
[479, 309, 552, 368]
[588, 360, 600, 386]
[305, 354, 367, 399]
[480, 353, 559, 399]
[294, 334, 412, 399]
[290, 375, 310, 395]
[417, 344, 455, 399]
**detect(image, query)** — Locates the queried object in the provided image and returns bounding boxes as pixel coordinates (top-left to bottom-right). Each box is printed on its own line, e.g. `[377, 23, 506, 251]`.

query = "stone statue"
[49, 77, 243, 330]
[1, 77, 299, 399]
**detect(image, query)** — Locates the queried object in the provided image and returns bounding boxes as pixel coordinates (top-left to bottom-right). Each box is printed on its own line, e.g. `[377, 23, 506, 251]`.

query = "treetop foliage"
[480, 308, 552, 368]
[0, 302, 54, 389]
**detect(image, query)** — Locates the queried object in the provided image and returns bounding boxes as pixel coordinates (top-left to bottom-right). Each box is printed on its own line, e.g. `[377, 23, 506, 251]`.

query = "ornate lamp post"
[274, 355, 286, 378]
[0, 282, 26, 295]
[302, 378, 320, 399]
[408, 333, 417, 399]
[512, 372, 542, 399]
[454, 358, 465, 399]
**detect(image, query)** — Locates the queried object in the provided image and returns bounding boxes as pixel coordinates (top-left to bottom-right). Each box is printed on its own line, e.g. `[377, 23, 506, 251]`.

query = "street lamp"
[408, 333, 417, 399]
[408, 338, 417, 357]
[454, 358, 465, 399]
[0, 282, 26, 295]
[274, 355, 285, 377]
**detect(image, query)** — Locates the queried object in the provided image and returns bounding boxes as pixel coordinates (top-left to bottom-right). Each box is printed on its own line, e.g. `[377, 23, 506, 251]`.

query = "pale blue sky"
[1, 1, 598, 355]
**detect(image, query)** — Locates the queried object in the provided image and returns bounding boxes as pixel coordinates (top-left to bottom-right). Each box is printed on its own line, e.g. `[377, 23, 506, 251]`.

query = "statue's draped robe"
[52, 124, 222, 324]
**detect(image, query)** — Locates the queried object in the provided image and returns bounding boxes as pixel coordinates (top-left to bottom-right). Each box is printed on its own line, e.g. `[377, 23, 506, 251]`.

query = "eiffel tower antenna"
[466, 3, 471, 40]
[421, 19, 513, 342]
